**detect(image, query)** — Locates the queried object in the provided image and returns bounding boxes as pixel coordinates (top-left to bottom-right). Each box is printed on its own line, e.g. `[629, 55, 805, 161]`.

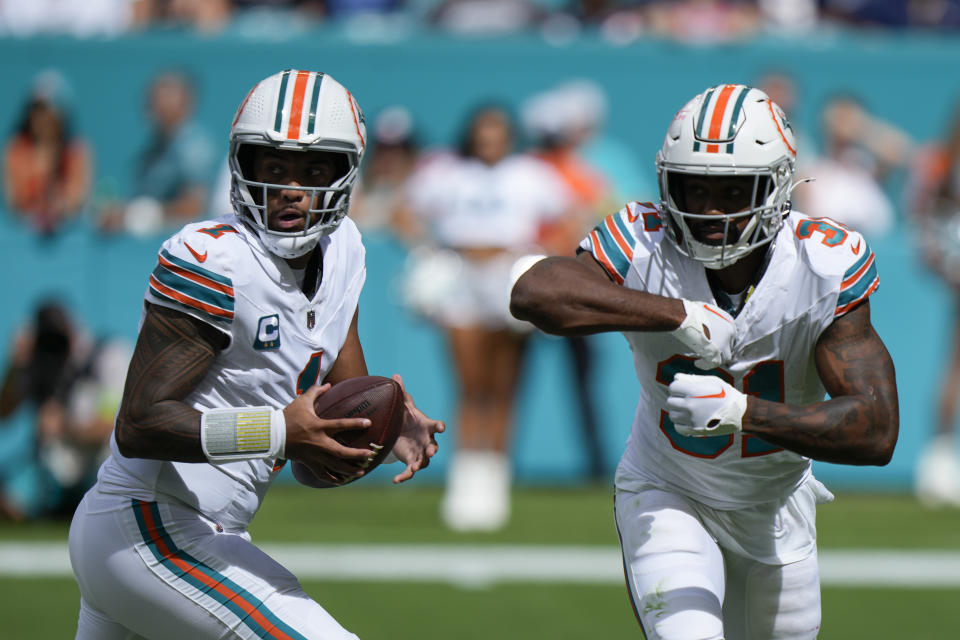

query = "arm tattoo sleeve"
[743, 301, 899, 465]
[115, 304, 225, 462]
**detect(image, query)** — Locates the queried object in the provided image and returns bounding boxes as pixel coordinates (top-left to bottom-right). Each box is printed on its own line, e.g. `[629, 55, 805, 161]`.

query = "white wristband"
[200, 406, 286, 462]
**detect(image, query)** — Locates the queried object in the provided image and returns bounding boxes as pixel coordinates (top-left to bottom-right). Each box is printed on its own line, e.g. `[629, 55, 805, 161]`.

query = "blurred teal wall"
[1, 28, 956, 490]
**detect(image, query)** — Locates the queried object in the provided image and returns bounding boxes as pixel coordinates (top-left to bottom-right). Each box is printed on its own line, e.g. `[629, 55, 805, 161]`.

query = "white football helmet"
[656, 84, 797, 269]
[229, 69, 367, 258]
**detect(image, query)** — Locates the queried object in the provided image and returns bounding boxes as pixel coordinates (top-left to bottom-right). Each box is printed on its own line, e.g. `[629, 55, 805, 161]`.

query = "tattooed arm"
[114, 303, 225, 461]
[742, 300, 899, 465]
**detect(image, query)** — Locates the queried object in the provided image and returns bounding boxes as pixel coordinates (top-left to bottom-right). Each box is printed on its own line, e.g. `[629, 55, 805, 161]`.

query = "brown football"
[291, 376, 406, 489]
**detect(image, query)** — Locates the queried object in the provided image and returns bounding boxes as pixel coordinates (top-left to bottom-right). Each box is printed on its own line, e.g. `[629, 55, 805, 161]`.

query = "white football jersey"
[97, 214, 366, 531]
[580, 203, 879, 509]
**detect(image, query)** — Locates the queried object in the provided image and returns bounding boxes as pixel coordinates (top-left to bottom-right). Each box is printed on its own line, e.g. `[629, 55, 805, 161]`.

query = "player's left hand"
[389, 374, 445, 484]
[666, 373, 748, 437]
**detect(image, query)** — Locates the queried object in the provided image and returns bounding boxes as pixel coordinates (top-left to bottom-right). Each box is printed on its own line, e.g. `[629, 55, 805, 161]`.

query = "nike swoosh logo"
[185, 242, 207, 263]
[851, 239, 862, 255]
[693, 388, 726, 399]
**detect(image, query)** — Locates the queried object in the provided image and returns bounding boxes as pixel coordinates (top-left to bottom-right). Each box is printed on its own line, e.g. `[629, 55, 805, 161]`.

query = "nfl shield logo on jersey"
[254, 314, 281, 350]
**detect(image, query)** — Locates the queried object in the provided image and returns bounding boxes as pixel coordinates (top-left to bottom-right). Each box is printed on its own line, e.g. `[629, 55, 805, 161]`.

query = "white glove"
[667, 373, 748, 437]
[670, 299, 736, 370]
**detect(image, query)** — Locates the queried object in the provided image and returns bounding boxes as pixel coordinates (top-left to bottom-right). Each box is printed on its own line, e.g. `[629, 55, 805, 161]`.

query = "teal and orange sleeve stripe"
[149, 248, 235, 322]
[585, 212, 637, 285]
[835, 242, 879, 316]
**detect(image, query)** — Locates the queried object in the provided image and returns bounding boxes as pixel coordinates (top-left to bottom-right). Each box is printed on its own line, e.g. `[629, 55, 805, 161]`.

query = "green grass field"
[2, 486, 959, 639]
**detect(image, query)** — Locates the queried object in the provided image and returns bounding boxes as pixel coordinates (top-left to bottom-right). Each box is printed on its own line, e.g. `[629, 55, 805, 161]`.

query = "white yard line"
[3, 543, 960, 588]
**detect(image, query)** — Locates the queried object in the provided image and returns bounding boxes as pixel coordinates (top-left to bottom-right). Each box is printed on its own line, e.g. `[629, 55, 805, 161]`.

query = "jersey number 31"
[657, 356, 784, 458]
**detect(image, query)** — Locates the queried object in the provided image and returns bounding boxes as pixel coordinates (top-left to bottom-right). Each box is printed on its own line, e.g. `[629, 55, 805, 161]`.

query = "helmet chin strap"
[685, 211, 760, 269]
[233, 180, 347, 260]
[258, 230, 321, 259]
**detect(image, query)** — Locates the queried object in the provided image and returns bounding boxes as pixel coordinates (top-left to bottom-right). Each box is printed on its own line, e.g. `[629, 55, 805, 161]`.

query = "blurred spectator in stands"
[429, 0, 546, 34]
[99, 70, 214, 236]
[541, 0, 647, 44]
[559, 79, 651, 207]
[645, 0, 761, 43]
[792, 93, 912, 239]
[351, 105, 421, 232]
[907, 0, 960, 28]
[230, 0, 403, 28]
[0, 0, 151, 37]
[821, 0, 960, 30]
[571, 0, 646, 28]
[2, 70, 92, 236]
[325, 0, 402, 19]
[0, 301, 131, 521]
[906, 99, 960, 507]
[522, 81, 614, 482]
[755, 0, 818, 34]
[523, 82, 612, 225]
[394, 104, 573, 531]
[161, 0, 233, 31]
[227, 1, 325, 37]
[231, 0, 326, 19]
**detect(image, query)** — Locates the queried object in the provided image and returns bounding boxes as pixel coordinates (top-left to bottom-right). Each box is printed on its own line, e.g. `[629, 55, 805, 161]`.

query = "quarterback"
[68, 70, 443, 640]
[511, 84, 899, 639]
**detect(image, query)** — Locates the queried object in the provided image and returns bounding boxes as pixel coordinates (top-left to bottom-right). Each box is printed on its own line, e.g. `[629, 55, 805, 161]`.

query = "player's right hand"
[670, 299, 736, 370]
[283, 384, 375, 479]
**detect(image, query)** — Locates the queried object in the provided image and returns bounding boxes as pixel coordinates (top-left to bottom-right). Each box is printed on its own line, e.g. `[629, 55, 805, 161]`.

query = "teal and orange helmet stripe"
[131, 500, 309, 640]
[149, 249, 235, 321]
[273, 69, 325, 140]
[273, 70, 290, 133]
[693, 84, 749, 154]
[836, 244, 879, 316]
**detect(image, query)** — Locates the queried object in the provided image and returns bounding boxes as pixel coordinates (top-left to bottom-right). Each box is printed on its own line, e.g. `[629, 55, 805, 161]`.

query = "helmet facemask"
[230, 139, 360, 259]
[658, 159, 793, 269]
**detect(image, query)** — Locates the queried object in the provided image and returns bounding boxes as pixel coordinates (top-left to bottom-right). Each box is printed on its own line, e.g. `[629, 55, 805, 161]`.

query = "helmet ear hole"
[237, 144, 262, 204]
[237, 143, 256, 178]
[330, 153, 350, 184]
[668, 172, 688, 211]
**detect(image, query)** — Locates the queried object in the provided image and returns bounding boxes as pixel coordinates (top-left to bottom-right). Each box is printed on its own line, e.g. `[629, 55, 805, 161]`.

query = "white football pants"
[614, 485, 822, 640]
[69, 487, 360, 640]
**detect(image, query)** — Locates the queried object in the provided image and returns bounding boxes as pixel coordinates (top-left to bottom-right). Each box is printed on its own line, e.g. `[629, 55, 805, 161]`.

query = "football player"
[510, 84, 899, 639]
[68, 70, 444, 640]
